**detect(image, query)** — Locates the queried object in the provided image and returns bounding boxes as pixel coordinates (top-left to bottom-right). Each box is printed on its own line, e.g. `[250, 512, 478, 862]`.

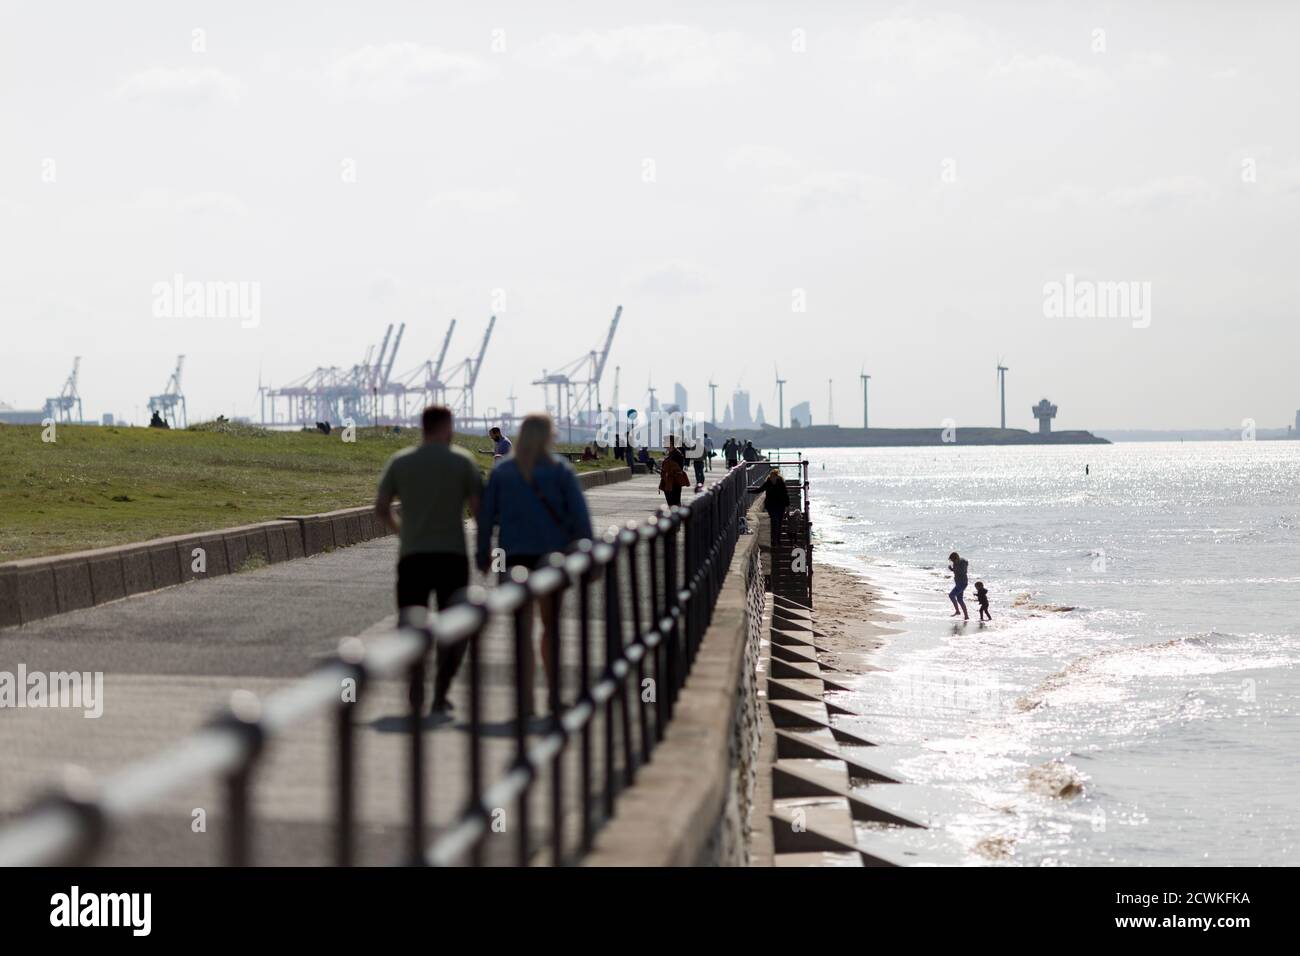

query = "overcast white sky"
[2, 1, 1297, 430]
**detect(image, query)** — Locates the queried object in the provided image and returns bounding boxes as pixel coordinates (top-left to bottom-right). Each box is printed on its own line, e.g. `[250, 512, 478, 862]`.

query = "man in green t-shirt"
[375, 405, 483, 713]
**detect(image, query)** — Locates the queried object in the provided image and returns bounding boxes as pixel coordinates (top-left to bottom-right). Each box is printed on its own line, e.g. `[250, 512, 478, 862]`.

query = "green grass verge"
[0, 422, 618, 561]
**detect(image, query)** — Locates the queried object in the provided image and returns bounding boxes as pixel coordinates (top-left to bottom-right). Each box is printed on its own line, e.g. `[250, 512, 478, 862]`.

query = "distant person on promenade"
[375, 405, 483, 713]
[476, 413, 593, 717]
[489, 426, 512, 464]
[686, 437, 706, 491]
[581, 443, 597, 461]
[703, 432, 715, 470]
[624, 426, 636, 470]
[974, 581, 991, 621]
[659, 442, 689, 507]
[948, 551, 970, 621]
[637, 445, 657, 473]
[742, 440, 760, 462]
[723, 437, 738, 469]
[748, 469, 791, 584]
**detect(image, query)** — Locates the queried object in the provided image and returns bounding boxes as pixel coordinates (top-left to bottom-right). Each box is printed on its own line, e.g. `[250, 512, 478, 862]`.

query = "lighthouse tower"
[1032, 398, 1058, 434]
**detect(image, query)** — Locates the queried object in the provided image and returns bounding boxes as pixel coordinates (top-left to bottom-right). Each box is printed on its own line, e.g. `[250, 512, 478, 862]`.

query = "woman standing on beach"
[948, 551, 969, 620]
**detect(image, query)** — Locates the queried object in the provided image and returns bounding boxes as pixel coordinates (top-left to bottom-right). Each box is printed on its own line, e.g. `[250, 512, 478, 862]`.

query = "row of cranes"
[30, 306, 620, 434]
[36, 355, 187, 427]
[261, 306, 620, 436]
[533, 305, 622, 440]
[261, 317, 496, 428]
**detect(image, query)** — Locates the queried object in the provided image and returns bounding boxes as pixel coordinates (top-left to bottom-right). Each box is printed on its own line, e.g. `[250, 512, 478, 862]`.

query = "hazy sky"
[2, 1, 1297, 430]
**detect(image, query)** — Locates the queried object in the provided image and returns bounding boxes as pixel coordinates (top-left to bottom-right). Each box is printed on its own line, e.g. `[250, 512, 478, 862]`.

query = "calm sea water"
[802, 441, 1300, 866]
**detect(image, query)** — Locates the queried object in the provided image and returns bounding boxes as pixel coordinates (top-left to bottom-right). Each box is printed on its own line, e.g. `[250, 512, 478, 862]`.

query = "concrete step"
[770, 627, 815, 648]
[768, 658, 823, 681]
[766, 678, 826, 703]
[772, 758, 851, 799]
[767, 698, 830, 729]
[769, 643, 819, 666]
[770, 797, 858, 855]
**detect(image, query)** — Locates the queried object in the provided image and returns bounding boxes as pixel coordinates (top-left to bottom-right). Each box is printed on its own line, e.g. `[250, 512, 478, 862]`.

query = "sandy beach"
[809, 561, 902, 678]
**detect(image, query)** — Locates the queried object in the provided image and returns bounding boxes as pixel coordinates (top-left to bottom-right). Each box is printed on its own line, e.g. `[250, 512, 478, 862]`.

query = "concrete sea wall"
[586, 495, 766, 866]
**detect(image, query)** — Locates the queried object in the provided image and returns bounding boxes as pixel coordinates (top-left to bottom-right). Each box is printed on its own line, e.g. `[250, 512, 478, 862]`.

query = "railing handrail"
[0, 460, 777, 868]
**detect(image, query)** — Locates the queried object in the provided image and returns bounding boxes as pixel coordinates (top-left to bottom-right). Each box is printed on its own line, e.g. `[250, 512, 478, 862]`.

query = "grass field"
[0, 422, 617, 561]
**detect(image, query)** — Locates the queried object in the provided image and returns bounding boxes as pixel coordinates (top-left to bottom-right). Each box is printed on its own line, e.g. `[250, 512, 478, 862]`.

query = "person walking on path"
[476, 413, 594, 717]
[688, 439, 706, 491]
[659, 443, 690, 508]
[748, 468, 791, 589]
[948, 551, 970, 620]
[489, 426, 512, 464]
[375, 405, 483, 713]
[703, 433, 715, 471]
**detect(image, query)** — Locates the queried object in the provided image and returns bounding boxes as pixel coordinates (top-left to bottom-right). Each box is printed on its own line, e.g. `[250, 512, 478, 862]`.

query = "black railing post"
[543, 556, 567, 867]
[467, 606, 486, 866]
[576, 543, 596, 855]
[661, 511, 679, 719]
[619, 526, 641, 784]
[215, 691, 265, 867]
[335, 638, 367, 867]
[405, 625, 433, 864]
[601, 534, 621, 819]
[511, 574, 532, 866]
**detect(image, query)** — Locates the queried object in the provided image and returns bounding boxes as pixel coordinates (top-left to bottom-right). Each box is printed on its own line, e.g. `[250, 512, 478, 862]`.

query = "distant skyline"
[3, 2, 1298, 430]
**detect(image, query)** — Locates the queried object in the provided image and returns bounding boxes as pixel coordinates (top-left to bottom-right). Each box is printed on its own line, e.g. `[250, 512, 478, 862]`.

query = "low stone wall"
[1, 465, 633, 629]
[585, 496, 767, 866]
[577, 466, 631, 490]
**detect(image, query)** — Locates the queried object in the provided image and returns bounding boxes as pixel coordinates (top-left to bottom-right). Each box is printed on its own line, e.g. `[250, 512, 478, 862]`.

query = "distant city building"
[755, 402, 766, 426]
[673, 383, 688, 413]
[1032, 398, 1059, 434]
[1295, 409, 1299, 437]
[790, 401, 811, 428]
[730, 390, 755, 429]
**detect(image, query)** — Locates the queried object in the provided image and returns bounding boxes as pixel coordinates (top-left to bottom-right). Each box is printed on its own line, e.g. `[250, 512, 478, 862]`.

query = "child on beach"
[974, 581, 991, 621]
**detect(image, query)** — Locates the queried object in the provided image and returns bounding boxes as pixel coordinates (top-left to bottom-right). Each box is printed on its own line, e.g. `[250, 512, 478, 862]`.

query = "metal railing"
[0, 462, 765, 867]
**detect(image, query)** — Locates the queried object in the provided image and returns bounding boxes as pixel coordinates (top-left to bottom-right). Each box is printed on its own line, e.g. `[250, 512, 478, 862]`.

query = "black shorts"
[396, 552, 469, 611]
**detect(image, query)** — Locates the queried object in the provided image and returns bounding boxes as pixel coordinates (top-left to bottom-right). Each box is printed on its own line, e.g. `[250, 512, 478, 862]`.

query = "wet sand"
[810, 561, 902, 675]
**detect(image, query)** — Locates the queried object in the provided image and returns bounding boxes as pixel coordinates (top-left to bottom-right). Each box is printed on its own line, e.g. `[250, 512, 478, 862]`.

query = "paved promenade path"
[0, 471, 738, 865]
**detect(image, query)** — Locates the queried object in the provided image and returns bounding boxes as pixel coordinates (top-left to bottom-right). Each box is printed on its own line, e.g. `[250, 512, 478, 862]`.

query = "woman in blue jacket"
[476, 413, 594, 716]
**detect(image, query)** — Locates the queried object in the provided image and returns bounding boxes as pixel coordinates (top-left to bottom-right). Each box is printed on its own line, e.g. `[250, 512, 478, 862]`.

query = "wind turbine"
[996, 360, 1009, 430]
[859, 365, 871, 429]
[774, 364, 786, 429]
[708, 376, 718, 426]
[827, 378, 835, 425]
